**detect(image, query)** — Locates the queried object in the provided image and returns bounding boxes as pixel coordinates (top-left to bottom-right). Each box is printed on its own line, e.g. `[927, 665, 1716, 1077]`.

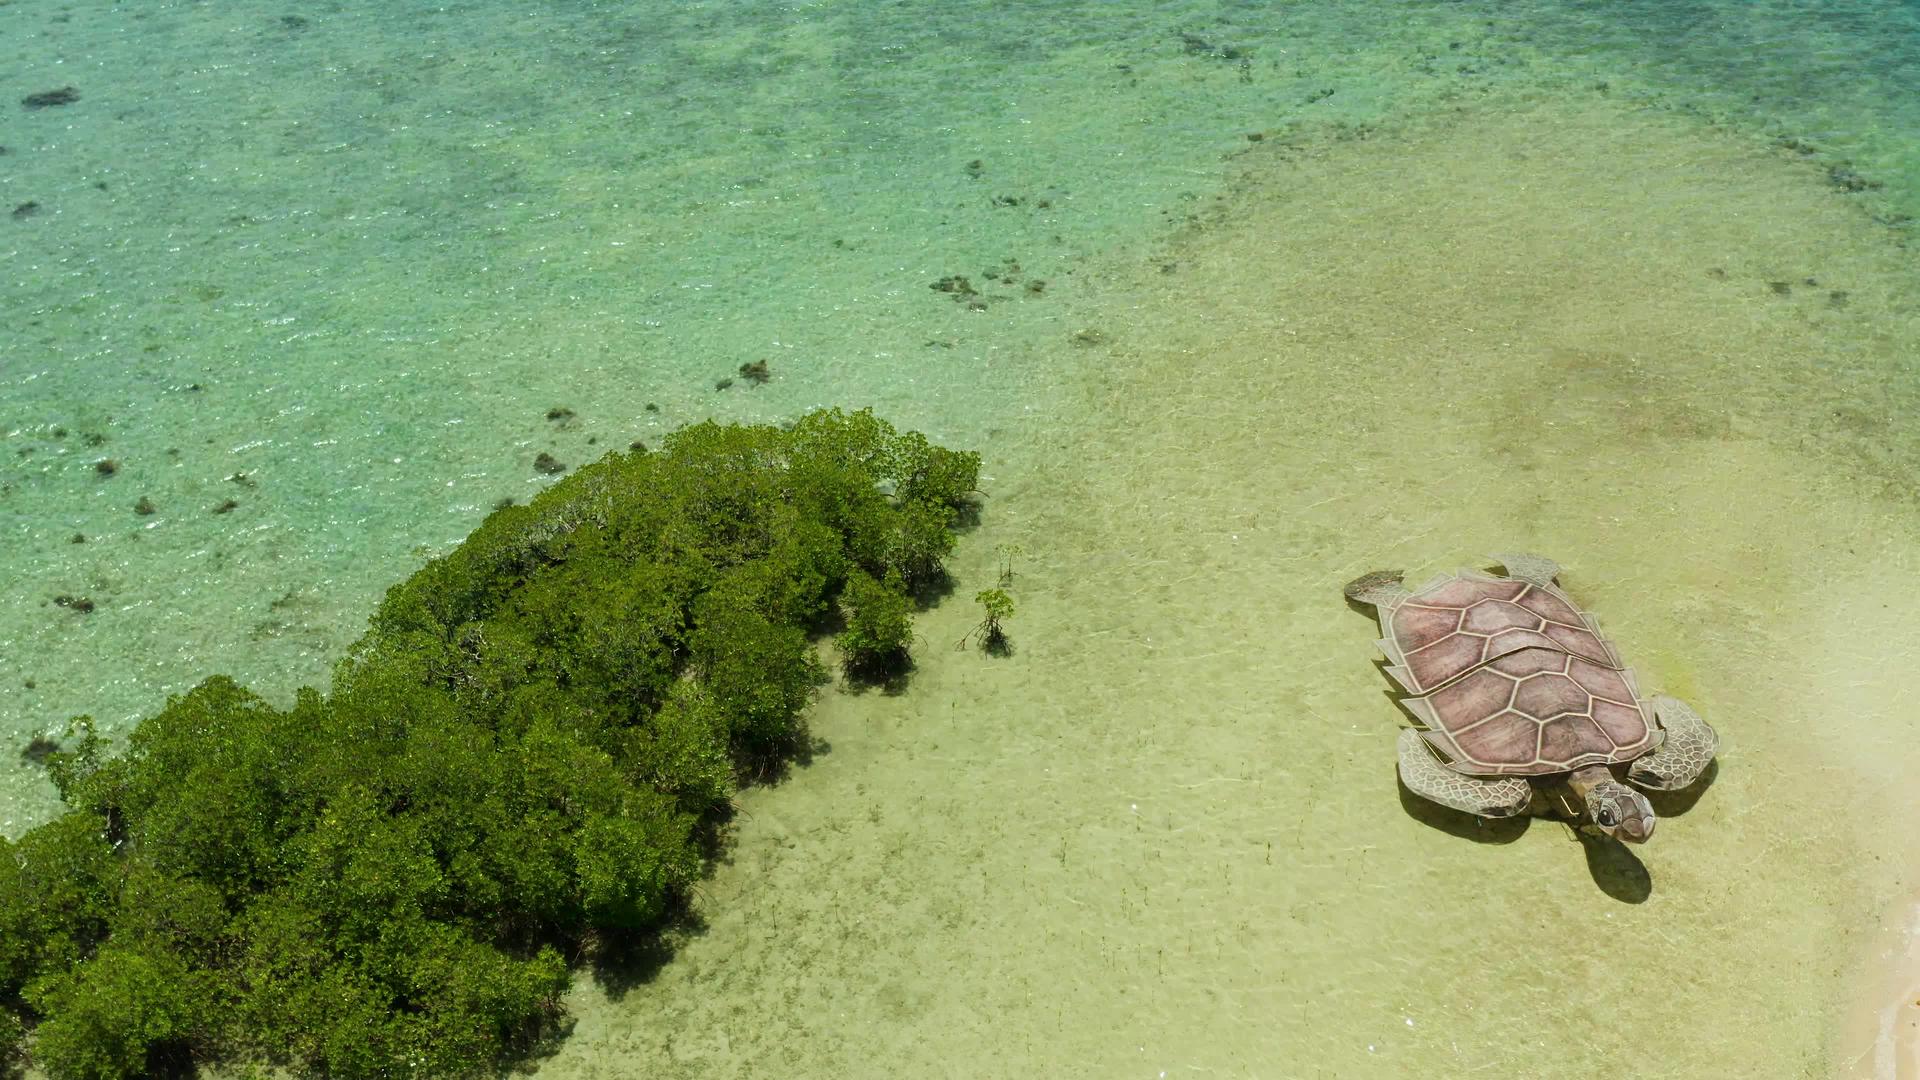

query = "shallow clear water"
[5, 2, 1919, 1076]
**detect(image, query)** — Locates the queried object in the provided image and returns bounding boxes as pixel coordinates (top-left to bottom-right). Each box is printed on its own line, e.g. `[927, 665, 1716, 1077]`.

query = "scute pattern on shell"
[1356, 565, 1663, 779]
[1404, 645, 1656, 776]
[1379, 570, 1619, 696]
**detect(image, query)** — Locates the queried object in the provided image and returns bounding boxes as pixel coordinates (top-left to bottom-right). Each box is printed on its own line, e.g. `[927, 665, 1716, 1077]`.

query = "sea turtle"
[1343, 553, 1717, 844]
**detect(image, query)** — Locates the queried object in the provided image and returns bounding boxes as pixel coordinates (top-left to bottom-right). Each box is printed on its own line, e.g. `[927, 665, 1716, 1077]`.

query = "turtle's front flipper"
[1628, 696, 1719, 790]
[1396, 729, 1531, 818]
[1488, 551, 1561, 586]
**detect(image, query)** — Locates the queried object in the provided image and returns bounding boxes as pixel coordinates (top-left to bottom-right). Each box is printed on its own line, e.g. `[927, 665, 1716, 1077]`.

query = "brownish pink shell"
[1377, 571, 1619, 694]
[1379, 571, 1656, 777]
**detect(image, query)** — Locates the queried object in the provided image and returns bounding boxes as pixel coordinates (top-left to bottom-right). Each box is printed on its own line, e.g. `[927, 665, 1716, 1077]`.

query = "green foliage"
[82, 677, 305, 906]
[962, 588, 1016, 655]
[885, 429, 981, 509]
[622, 682, 733, 815]
[0, 1008, 21, 1074]
[836, 569, 915, 677]
[25, 942, 217, 1080]
[976, 588, 1015, 623]
[40, 715, 103, 808]
[881, 499, 962, 591]
[570, 795, 698, 930]
[688, 576, 825, 758]
[109, 866, 229, 967]
[0, 812, 118, 985]
[1, 409, 978, 1078]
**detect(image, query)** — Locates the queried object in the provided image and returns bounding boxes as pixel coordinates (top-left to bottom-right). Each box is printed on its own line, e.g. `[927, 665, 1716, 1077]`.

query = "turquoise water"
[6, 2, 1920, 1076]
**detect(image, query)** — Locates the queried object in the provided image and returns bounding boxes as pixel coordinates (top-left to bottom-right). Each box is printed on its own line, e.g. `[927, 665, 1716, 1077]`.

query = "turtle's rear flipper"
[1396, 729, 1531, 818]
[1628, 695, 1719, 791]
[1344, 570, 1409, 608]
[1488, 551, 1561, 586]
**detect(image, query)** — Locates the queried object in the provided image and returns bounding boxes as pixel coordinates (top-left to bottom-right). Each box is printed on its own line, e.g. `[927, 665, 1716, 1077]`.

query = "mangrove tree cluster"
[0, 409, 979, 1079]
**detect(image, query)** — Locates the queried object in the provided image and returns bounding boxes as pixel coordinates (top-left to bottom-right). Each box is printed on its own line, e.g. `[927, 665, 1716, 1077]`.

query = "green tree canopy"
[1, 409, 977, 1079]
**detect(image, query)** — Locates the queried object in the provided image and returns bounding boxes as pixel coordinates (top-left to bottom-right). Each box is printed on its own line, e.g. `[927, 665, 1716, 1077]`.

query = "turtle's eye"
[1595, 806, 1617, 827]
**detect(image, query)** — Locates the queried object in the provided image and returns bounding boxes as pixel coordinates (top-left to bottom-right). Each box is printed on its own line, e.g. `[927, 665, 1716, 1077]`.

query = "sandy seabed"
[522, 96, 1920, 1079]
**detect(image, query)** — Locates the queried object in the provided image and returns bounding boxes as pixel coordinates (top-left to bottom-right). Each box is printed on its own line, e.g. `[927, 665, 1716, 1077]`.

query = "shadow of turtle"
[1580, 833, 1652, 903]
[1572, 761, 1717, 903]
[1398, 781, 1655, 901]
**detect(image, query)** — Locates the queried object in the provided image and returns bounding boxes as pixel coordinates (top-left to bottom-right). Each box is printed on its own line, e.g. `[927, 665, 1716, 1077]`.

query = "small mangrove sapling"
[995, 542, 1025, 588]
[960, 588, 1015, 654]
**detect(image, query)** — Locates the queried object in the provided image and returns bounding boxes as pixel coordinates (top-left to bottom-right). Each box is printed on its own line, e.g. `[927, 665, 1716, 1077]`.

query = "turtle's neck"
[1563, 764, 1613, 819]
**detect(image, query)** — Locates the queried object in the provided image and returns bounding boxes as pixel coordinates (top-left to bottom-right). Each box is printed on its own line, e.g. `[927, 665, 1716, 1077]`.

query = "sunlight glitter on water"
[4, 2, 1919, 1077]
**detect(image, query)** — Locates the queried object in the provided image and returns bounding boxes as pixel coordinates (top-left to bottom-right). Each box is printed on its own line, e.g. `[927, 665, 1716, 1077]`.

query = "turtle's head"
[1586, 780, 1655, 844]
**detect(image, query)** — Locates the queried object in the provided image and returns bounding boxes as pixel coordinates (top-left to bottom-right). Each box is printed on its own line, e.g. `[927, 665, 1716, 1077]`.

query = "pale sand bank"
[532, 96, 1920, 1078]
[1843, 897, 1920, 1080]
